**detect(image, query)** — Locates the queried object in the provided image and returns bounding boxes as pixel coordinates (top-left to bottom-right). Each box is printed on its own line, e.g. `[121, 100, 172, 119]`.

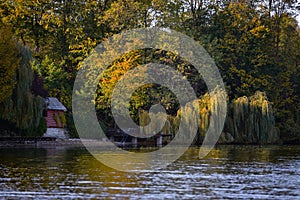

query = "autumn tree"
[0, 39, 45, 136]
[0, 26, 20, 103]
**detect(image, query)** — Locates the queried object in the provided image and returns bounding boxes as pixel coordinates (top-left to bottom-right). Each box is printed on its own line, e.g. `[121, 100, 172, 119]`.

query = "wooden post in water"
[132, 137, 137, 147]
[156, 134, 162, 147]
[109, 135, 114, 142]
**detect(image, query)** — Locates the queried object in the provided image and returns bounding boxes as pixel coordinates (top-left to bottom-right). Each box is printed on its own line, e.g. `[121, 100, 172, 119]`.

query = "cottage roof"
[46, 97, 67, 111]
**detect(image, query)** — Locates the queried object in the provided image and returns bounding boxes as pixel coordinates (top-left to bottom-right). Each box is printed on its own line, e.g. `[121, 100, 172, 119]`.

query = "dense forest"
[0, 0, 299, 143]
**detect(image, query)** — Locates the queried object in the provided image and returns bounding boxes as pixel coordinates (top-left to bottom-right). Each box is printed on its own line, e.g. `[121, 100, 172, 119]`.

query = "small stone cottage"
[43, 97, 68, 139]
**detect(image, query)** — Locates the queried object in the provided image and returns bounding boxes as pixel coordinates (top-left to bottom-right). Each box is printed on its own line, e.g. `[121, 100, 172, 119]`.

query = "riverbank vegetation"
[0, 0, 299, 144]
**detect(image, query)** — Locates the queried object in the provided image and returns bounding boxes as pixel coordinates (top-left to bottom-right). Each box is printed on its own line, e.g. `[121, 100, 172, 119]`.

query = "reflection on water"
[0, 146, 299, 199]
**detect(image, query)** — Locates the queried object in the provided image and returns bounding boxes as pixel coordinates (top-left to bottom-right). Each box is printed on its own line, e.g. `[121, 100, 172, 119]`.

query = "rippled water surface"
[0, 145, 299, 199]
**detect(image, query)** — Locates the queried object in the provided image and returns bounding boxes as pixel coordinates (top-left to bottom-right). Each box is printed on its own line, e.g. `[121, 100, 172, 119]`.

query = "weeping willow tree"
[196, 91, 279, 144]
[147, 90, 279, 145]
[139, 110, 172, 137]
[223, 91, 280, 144]
[0, 44, 45, 136]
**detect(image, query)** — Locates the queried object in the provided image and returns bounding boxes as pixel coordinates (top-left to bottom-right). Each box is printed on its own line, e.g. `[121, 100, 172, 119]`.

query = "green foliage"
[53, 112, 66, 128]
[25, 117, 47, 137]
[31, 56, 71, 106]
[59, 113, 67, 127]
[65, 112, 78, 138]
[168, 1, 299, 141]
[53, 114, 59, 127]
[204, 2, 273, 98]
[229, 91, 279, 144]
[0, 43, 44, 136]
[0, 0, 299, 142]
[0, 26, 20, 103]
[190, 91, 278, 144]
[94, 48, 204, 127]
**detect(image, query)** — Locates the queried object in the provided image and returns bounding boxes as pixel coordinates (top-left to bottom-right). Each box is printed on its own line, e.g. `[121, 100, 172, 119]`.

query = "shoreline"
[0, 138, 299, 148]
[0, 138, 149, 148]
[0, 139, 84, 148]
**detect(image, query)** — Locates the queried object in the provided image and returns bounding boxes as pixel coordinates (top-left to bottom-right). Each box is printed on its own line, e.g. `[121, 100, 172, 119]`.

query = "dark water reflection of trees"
[0, 146, 299, 198]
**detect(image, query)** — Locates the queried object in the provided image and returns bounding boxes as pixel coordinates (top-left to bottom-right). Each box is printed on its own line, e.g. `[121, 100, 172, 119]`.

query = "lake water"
[0, 145, 299, 199]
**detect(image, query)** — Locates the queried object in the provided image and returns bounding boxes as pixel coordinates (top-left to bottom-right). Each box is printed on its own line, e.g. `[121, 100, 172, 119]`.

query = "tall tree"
[0, 33, 45, 136]
[0, 26, 20, 103]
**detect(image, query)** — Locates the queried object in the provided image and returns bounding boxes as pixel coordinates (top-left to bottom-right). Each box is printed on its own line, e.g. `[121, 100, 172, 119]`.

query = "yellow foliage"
[0, 26, 20, 103]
